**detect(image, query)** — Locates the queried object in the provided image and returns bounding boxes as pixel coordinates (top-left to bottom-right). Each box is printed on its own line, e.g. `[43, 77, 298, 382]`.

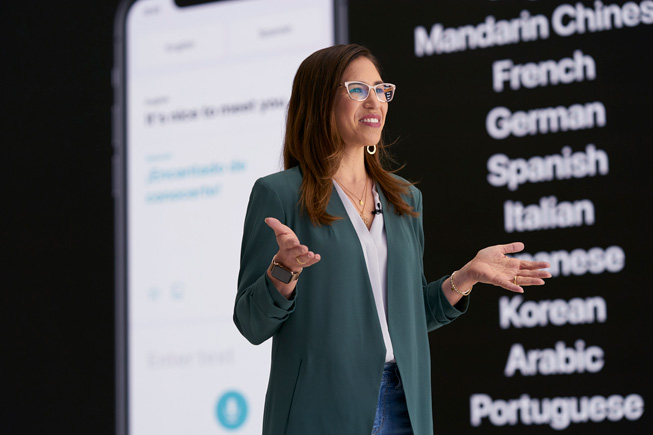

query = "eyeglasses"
[342, 81, 396, 103]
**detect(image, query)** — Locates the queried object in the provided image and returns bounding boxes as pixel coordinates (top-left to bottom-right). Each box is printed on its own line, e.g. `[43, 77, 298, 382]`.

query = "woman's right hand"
[265, 217, 321, 299]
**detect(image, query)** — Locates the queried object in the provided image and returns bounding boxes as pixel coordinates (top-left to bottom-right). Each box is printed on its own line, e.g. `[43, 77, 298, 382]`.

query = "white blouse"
[333, 181, 395, 362]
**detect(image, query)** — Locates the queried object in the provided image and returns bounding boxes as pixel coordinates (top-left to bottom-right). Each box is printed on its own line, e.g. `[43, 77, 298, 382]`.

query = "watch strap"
[268, 256, 301, 284]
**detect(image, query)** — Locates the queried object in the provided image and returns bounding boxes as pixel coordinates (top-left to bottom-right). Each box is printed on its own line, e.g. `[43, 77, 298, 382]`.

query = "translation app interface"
[124, 0, 334, 433]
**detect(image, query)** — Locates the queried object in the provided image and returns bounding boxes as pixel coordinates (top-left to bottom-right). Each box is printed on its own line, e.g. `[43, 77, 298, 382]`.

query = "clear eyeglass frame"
[342, 81, 396, 103]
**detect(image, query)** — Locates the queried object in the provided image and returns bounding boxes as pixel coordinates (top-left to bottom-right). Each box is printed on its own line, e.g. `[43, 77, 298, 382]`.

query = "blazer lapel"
[326, 183, 348, 218]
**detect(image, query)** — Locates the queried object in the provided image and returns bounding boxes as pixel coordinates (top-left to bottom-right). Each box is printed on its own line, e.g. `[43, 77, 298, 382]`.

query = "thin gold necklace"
[334, 177, 366, 206]
[334, 177, 369, 226]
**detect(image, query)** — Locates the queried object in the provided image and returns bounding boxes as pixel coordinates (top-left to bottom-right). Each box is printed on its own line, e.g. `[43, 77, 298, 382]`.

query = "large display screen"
[114, 0, 340, 433]
[350, 0, 652, 432]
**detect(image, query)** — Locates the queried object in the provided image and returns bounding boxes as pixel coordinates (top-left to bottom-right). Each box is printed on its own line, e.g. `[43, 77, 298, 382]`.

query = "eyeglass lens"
[346, 82, 395, 102]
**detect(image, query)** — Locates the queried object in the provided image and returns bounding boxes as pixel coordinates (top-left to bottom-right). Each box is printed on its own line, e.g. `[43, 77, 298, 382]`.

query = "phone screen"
[113, 0, 343, 433]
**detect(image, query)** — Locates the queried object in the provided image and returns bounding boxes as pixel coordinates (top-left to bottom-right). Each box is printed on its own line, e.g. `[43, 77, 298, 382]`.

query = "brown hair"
[283, 44, 418, 226]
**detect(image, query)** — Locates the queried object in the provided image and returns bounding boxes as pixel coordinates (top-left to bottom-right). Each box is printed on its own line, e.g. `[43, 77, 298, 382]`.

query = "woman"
[234, 44, 550, 435]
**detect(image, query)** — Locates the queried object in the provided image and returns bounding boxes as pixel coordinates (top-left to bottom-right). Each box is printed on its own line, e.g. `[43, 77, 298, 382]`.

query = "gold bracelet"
[450, 270, 472, 296]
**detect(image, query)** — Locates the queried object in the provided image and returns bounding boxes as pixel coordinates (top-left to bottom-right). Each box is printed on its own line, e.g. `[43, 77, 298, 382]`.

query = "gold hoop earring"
[366, 145, 377, 155]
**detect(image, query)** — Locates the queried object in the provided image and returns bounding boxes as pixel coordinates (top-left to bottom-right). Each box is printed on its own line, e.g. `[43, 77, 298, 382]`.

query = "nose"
[363, 88, 382, 107]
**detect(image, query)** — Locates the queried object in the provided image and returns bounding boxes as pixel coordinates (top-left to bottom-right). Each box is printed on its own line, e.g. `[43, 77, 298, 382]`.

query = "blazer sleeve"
[412, 186, 469, 332]
[233, 177, 296, 345]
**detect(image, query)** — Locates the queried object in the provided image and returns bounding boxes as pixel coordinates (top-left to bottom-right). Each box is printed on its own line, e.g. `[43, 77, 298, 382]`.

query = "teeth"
[361, 118, 379, 123]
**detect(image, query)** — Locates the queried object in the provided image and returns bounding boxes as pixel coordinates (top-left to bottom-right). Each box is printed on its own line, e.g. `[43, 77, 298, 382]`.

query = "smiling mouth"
[360, 118, 380, 125]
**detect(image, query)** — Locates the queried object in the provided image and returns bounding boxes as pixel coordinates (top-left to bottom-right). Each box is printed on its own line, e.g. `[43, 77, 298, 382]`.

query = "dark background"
[6, 1, 652, 434]
[6, 2, 119, 434]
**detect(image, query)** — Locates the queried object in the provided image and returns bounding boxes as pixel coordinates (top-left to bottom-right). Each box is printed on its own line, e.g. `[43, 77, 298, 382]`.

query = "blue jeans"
[371, 363, 413, 435]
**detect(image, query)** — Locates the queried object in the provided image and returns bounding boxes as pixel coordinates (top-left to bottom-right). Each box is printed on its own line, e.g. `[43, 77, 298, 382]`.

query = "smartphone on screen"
[113, 1, 346, 433]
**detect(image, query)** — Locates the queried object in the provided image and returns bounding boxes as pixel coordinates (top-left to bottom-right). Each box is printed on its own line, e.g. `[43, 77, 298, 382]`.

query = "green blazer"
[234, 167, 467, 435]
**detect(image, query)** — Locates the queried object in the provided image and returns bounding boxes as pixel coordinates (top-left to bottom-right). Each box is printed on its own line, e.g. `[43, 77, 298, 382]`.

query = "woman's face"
[333, 56, 388, 150]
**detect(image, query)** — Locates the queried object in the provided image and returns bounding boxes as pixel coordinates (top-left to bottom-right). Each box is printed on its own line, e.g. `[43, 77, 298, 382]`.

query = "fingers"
[502, 266, 551, 293]
[294, 251, 321, 268]
[265, 217, 299, 250]
[515, 268, 552, 279]
[474, 242, 552, 294]
[501, 275, 545, 293]
[504, 281, 524, 293]
[501, 243, 550, 270]
[265, 217, 321, 269]
[265, 217, 295, 238]
[275, 249, 321, 271]
[286, 243, 310, 259]
[515, 276, 547, 286]
[499, 242, 525, 255]
[516, 260, 552, 289]
[504, 271, 549, 293]
[519, 260, 552, 271]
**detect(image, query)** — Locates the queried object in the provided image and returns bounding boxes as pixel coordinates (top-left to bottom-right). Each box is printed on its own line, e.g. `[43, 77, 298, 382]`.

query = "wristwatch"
[268, 256, 302, 284]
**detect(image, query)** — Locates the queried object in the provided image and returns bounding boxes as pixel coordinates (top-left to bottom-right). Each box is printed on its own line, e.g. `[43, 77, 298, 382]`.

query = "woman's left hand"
[454, 242, 551, 294]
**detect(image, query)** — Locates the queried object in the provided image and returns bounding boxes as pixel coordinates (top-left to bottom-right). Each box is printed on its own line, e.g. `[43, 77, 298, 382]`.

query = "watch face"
[271, 264, 293, 284]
